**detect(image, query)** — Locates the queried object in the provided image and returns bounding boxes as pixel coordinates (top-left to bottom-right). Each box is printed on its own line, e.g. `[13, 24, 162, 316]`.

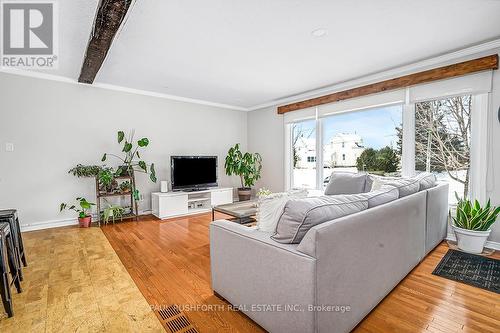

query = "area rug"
[432, 249, 500, 294]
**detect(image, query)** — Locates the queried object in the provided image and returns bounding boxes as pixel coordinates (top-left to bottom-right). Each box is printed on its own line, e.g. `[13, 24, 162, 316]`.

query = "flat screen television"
[171, 156, 218, 191]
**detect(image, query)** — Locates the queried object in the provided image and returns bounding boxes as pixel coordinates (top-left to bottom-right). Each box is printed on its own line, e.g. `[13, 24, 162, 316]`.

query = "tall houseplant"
[101, 130, 157, 200]
[60, 197, 96, 228]
[451, 195, 499, 254]
[225, 143, 262, 201]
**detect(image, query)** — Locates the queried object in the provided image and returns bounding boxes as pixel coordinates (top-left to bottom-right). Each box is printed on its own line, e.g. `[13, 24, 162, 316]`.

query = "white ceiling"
[34, 1, 500, 109]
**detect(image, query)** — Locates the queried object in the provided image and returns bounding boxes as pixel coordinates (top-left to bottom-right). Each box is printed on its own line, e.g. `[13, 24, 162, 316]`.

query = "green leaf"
[133, 189, 140, 201]
[60, 203, 66, 212]
[138, 138, 149, 147]
[150, 163, 157, 182]
[101, 153, 107, 162]
[122, 142, 132, 153]
[118, 131, 125, 143]
[136, 151, 141, 159]
[138, 161, 147, 172]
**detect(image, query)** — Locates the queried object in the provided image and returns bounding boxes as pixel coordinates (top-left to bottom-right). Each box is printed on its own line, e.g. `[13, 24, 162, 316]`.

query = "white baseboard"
[20, 210, 153, 232]
[21, 217, 79, 232]
[446, 233, 500, 251]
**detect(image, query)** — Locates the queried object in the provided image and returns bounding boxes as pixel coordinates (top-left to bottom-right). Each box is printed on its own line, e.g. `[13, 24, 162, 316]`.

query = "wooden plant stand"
[95, 171, 139, 226]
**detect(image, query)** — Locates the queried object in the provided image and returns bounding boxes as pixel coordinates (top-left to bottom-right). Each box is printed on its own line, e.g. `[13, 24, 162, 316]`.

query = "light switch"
[5, 143, 14, 152]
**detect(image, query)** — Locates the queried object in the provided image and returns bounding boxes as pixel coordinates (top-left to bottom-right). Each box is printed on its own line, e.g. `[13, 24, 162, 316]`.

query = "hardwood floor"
[101, 213, 500, 333]
[2, 214, 498, 332]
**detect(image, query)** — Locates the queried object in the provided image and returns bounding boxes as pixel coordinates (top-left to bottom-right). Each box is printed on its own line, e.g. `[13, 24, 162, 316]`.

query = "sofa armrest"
[210, 220, 316, 333]
[425, 182, 449, 254]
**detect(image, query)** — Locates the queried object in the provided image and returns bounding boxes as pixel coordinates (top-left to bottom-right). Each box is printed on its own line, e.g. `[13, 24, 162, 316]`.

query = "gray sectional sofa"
[210, 175, 449, 333]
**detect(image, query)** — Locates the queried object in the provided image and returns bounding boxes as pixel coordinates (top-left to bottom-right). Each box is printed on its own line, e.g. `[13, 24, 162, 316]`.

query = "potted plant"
[60, 197, 96, 228]
[102, 130, 157, 200]
[98, 167, 118, 194]
[451, 195, 499, 254]
[101, 203, 124, 225]
[224, 143, 262, 201]
[119, 180, 132, 194]
[68, 164, 103, 178]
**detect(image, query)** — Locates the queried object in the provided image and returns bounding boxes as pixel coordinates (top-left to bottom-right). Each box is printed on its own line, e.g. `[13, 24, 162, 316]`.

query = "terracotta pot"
[78, 216, 92, 228]
[238, 188, 252, 201]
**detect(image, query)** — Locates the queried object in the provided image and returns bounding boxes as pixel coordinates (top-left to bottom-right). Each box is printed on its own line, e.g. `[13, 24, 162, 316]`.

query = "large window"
[291, 119, 316, 189]
[321, 105, 402, 187]
[285, 75, 490, 204]
[415, 95, 471, 203]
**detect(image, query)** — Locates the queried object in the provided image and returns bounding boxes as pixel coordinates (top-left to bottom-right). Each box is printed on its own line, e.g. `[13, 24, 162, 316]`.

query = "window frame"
[284, 89, 490, 202]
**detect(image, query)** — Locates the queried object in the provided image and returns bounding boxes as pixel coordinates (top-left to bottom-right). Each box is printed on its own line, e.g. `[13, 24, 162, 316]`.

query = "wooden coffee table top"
[213, 200, 258, 219]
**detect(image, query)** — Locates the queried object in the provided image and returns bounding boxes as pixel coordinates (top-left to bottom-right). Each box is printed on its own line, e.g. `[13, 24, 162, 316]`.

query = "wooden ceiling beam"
[78, 0, 133, 84]
[277, 54, 498, 114]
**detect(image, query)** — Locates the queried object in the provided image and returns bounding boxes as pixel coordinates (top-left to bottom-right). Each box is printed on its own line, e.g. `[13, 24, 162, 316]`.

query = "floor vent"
[156, 305, 198, 333]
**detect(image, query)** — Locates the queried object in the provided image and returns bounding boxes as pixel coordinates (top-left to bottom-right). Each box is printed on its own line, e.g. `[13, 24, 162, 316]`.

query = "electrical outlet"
[5, 143, 14, 152]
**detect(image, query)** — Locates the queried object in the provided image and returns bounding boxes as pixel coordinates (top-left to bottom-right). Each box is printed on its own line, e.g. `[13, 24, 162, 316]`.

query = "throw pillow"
[256, 189, 308, 232]
[272, 194, 368, 244]
[324, 172, 367, 195]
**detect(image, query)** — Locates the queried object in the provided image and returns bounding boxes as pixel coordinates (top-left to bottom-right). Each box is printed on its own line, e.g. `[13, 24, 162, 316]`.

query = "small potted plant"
[60, 197, 96, 228]
[119, 181, 132, 194]
[225, 143, 262, 201]
[451, 195, 499, 254]
[98, 167, 118, 194]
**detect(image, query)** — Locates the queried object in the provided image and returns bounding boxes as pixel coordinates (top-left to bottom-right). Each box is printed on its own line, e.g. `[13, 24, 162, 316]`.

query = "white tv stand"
[152, 187, 233, 219]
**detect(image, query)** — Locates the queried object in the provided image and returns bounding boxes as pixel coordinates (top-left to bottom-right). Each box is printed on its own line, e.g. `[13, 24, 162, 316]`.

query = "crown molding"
[248, 38, 500, 111]
[0, 68, 249, 111]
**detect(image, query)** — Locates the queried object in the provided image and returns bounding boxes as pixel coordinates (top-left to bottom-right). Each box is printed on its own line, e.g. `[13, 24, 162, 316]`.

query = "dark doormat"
[432, 249, 500, 294]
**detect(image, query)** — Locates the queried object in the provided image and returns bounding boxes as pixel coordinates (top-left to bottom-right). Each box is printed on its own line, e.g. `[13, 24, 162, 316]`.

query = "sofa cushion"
[256, 189, 308, 232]
[324, 172, 367, 195]
[413, 172, 437, 191]
[272, 194, 368, 244]
[376, 178, 420, 198]
[360, 185, 399, 208]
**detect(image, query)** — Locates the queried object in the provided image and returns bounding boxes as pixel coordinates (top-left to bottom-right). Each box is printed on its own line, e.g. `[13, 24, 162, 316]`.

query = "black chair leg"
[6, 235, 22, 294]
[15, 217, 27, 267]
[0, 236, 13, 317]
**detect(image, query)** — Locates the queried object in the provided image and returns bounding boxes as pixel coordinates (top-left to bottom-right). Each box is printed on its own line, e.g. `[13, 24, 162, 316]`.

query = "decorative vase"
[452, 225, 491, 254]
[78, 216, 92, 228]
[238, 188, 252, 201]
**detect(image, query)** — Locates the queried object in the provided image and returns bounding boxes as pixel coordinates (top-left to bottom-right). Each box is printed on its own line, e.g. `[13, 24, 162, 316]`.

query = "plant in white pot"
[225, 143, 262, 201]
[451, 196, 499, 254]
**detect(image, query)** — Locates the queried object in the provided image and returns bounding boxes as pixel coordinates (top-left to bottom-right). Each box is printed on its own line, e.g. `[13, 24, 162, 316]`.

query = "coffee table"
[212, 200, 258, 224]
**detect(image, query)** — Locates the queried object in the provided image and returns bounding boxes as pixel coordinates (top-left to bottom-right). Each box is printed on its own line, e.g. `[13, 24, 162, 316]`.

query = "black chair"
[0, 210, 27, 281]
[0, 222, 22, 317]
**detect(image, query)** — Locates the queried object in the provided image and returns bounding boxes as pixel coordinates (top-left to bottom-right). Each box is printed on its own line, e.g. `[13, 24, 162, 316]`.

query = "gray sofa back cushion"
[360, 185, 399, 208]
[374, 178, 420, 198]
[413, 172, 437, 191]
[324, 172, 367, 195]
[272, 194, 368, 244]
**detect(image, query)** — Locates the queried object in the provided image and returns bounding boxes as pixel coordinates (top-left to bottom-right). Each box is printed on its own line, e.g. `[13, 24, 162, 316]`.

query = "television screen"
[171, 156, 218, 190]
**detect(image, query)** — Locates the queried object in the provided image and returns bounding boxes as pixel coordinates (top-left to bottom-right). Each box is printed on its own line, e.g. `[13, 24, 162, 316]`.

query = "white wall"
[247, 106, 284, 192]
[247, 49, 500, 243]
[0, 72, 247, 230]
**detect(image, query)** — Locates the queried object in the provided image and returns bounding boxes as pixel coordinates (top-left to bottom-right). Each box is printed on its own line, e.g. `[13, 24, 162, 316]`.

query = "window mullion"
[316, 114, 323, 190]
[402, 88, 416, 177]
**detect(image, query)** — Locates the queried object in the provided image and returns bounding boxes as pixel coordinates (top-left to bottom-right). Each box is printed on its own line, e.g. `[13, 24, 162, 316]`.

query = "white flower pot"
[452, 225, 491, 254]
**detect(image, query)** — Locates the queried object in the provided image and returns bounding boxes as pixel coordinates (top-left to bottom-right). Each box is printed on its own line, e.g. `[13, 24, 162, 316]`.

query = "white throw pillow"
[256, 189, 308, 232]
